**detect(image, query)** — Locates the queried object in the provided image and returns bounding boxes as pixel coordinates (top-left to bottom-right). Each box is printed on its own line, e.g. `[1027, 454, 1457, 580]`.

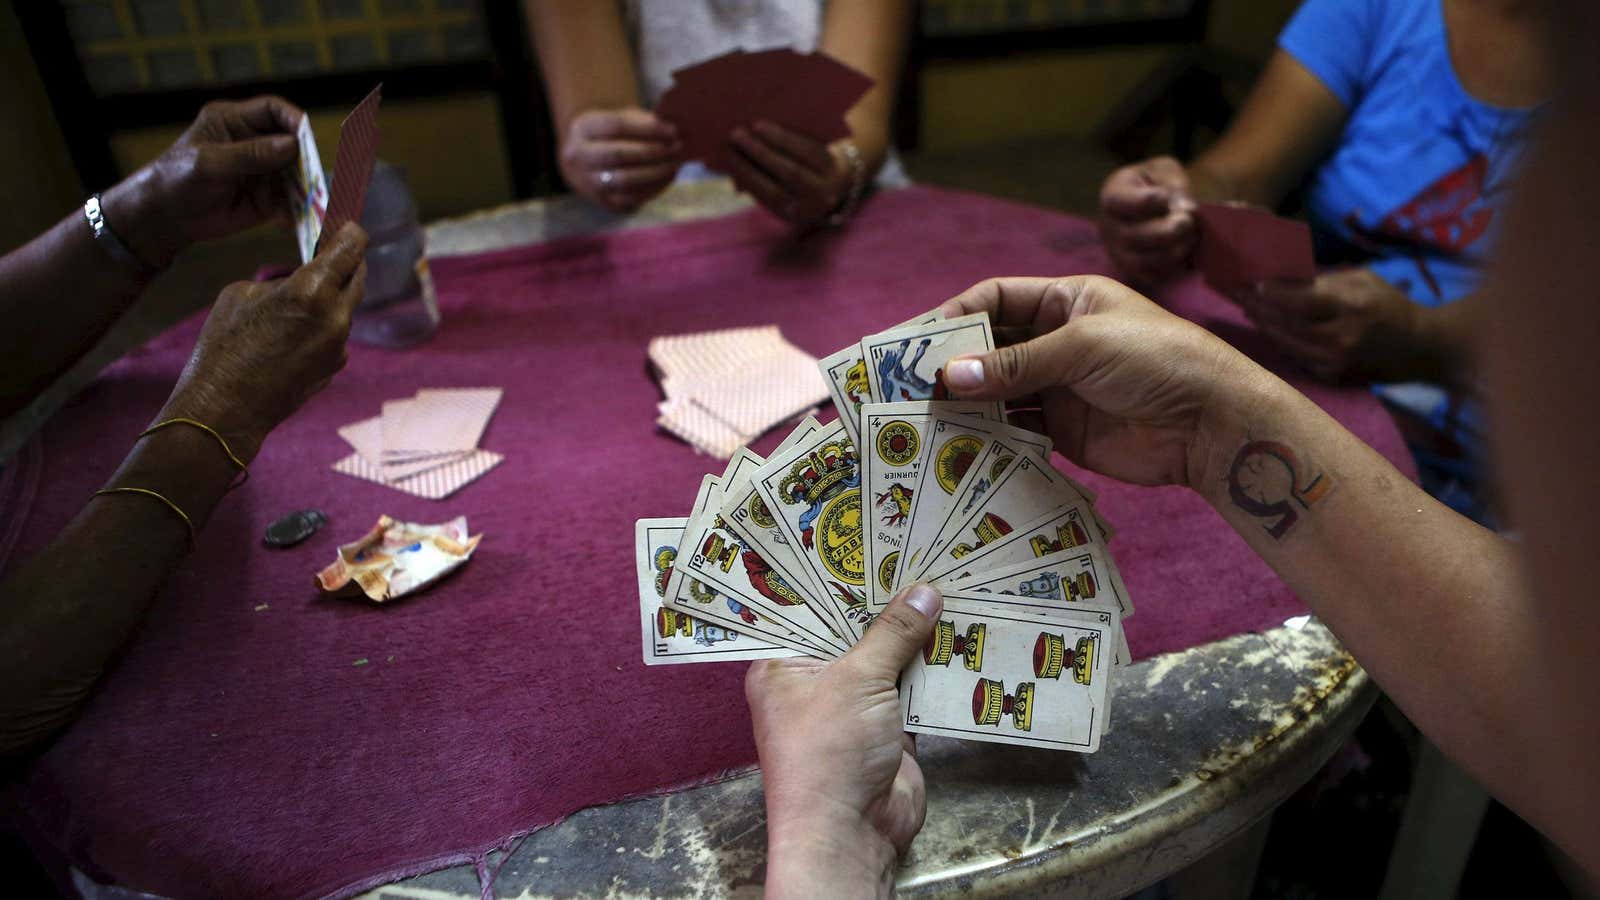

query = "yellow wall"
[917, 0, 1300, 151]
[920, 47, 1172, 150]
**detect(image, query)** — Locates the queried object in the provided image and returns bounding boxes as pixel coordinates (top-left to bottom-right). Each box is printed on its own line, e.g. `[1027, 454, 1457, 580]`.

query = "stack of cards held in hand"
[1192, 202, 1315, 295]
[332, 388, 504, 499]
[284, 84, 382, 264]
[650, 325, 831, 458]
[635, 311, 1133, 753]
[655, 47, 873, 174]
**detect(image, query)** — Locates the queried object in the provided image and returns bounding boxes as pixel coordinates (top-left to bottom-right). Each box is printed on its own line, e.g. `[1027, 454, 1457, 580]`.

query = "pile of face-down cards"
[649, 325, 830, 458]
[635, 311, 1133, 753]
[332, 388, 504, 499]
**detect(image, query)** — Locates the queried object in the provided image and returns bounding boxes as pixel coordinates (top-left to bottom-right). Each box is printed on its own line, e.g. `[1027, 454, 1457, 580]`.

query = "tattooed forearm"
[1225, 440, 1334, 539]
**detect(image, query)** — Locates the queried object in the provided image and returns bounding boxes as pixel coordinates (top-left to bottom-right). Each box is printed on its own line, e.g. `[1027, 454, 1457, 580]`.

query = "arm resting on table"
[0, 422, 238, 759]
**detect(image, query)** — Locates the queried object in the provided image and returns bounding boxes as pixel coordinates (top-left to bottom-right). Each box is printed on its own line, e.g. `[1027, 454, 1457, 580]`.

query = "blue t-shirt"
[1279, 0, 1540, 523]
[1280, 0, 1539, 307]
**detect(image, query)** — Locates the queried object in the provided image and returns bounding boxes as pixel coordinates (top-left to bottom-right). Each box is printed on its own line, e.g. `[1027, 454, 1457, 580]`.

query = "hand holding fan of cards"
[636, 312, 1134, 753]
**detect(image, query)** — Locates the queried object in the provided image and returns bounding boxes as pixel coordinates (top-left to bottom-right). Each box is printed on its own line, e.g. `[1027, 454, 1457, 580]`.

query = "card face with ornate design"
[932, 506, 1128, 617]
[717, 419, 848, 639]
[860, 403, 933, 610]
[899, 595, 1113, 752]
[662, 476, 818, 656]
[752, 420, 872, 638]
[921, 455, 1096, 583]
[635, 517, 796, 665]
[894, 415, 1052, 591]
[678, 452, 848, 656]
[818, 309, 943, 445]
[859, 313, 1001, 419]
[951, 551, 1132, 664]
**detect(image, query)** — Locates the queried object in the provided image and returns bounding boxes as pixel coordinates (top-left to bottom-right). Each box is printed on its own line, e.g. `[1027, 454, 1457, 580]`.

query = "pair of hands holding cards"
[1099, 155, 1422, 382]
[737, 274, 1311, 893]
[562, 49, 872, 226]
[106, 95, 372, 462]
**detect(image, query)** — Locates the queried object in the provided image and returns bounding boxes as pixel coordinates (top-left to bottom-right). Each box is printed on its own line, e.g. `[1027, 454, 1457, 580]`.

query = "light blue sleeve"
[1276, 0, 1379, 107]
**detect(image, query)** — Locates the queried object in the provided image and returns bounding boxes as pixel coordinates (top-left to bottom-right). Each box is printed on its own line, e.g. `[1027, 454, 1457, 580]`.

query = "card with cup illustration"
[899, 594, 1114, 752]
[920, 454, 1098, 583]
[893, 415, 1052, 591]
[951, 551, 1133, 665]
[636, 517, 797, 664]
[676, 453, 849, 656]
[662, 475, 819, 656]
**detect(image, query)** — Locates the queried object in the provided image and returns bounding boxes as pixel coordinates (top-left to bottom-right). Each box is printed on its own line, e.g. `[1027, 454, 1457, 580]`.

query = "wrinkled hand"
[728, 121, 852, 228]
[1231, 268, 1418, 383]
[1098, 156, 1198, 287]
[561, 108, 682, 212]
[107, 96, 307, 270]
[749, 584, 943, 899]
[160, 223, 368, 463]
[938, 275, 1271, 489]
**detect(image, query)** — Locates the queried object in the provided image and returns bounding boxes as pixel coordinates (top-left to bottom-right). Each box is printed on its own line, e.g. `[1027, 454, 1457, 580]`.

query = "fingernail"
[900, 583, 941, 620]
[945, 358, 984, 390]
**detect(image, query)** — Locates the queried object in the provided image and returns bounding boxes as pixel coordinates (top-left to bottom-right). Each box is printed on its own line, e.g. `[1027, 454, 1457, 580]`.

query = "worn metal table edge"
[898, 626, 1376, 898]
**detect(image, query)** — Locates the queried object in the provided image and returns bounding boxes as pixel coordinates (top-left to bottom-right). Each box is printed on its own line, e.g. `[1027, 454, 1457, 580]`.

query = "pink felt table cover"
[3, 186, 1413, 898]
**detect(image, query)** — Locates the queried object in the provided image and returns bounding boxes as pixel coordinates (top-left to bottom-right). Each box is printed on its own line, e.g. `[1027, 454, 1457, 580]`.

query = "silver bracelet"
[84, 193, 153, 273]
[826, 141, 867, 227]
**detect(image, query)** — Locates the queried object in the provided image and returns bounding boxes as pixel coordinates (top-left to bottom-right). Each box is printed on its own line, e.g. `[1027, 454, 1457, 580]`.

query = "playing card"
[636, 517, 795, 665]
[1192, 202, 1315, 295]
[380, 388, 502, 458]
[920, 454, 1094, 583]
[317, 83, 382, 254]
[285, 113, 327, 264]
[662, 475, 823, 656]
[717, 418, 852, 640]
[857, 401, 999, 609]
[676, 451, 848, 655]
[656, 48, 873, 175]
[751, 419, 872, 638]
[331, 449, 502, 499]
[818, 308, 944, 446]
[336, 416, 467, 480]
[929, 504, 1130, 619]
[950, 550, 1133, 664]
[859, 313, 1002, 420]
[900, 595, 1114, 752]
[893, 414, 1053, 591]
[657, 396, 747, 459]
[860, 403, 930, 610]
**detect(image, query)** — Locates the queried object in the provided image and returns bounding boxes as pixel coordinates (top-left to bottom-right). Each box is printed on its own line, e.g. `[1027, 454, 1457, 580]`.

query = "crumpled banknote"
[315, 515, 481, 602]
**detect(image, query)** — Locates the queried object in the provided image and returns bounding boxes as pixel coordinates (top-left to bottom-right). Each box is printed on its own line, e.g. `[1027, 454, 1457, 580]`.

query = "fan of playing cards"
[636, 311, 1134, 753]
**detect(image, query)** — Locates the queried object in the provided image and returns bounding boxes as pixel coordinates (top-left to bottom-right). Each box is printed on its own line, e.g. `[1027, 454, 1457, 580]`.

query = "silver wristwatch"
[84, 193, 152, 273]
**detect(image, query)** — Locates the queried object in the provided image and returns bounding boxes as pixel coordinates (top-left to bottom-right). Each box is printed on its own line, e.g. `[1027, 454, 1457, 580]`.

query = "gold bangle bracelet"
[140, 417, 249, 488]
[93, 486, 196, 550]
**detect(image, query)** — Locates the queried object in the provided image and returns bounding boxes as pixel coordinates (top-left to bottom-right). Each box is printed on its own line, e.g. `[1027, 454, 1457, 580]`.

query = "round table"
[354, 182, 1379, 899]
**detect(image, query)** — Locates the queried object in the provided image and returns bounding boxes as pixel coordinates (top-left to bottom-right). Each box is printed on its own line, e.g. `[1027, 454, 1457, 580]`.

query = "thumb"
[214, 134, 299, 177]
[847, 583, 943, 680]
[942, 324, 1087, 402]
